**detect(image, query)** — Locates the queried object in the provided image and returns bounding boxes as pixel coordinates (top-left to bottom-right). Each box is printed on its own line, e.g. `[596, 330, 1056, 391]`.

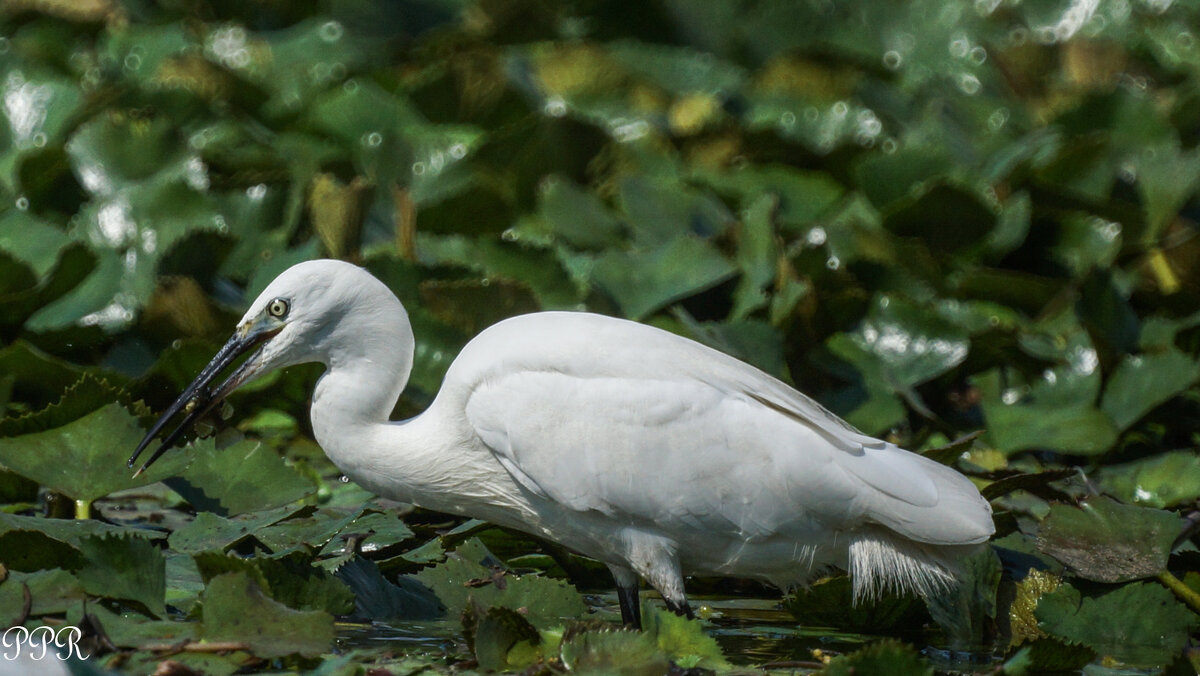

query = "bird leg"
[662, 597, 695, 619]
[616, 584, 641, 629]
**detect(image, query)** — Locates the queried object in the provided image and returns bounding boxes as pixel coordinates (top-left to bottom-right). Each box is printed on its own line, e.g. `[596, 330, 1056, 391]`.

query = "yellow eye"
[268, 298, 289, 318]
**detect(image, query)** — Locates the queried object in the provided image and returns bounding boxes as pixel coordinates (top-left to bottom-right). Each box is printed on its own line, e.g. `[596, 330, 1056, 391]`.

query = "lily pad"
[820, 639, 932, 676]
[193, 551, 354, 615]
[167, 505, 304, 554]
[640, 607, 728, 670]
[0, 530, 84, 572]
[1035, 497, 1183, 584]
[200, 571, 335, 658]
[1099, 348, 1200, 431]
[559, 627, 670, 675]
[0, 402, 187, 503]
[1095, 451, 1200, 509]
[0, 568, 86, 620]
[167, 438, 316, 516]
[1036, 581, 1198, 666]
[73, 533, 166, 617]
[412, 538, 586, 629]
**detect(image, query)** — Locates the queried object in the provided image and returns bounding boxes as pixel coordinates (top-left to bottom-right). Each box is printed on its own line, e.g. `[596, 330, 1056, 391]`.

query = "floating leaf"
[74, 534, 166, 616]
[412, 538, 586, 629]
[559, 627, 669, 675]
[466, 603, 542, 672]
[1036, 497, 1183, 584]
[167, 438, 315, 516]
[1100, 348, 1200, 431]
[200, 571, 335, 658]
[1036, 581, 1198, 666]
[883, 184, 995, 253]
[193, 551, 354, 615]
[1095, 451, 1200, 509]
[168, 505, 303, 554]
[0, 568, 85, 620]
[640, 607, 728, 670]
[0, 402, 186, 502]
[820, 639, 932, 676]
[0, 529, 83, 572]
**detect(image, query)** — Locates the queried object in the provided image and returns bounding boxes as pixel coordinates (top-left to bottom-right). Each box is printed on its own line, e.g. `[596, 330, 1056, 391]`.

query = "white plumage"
[134, 259, 994, 624]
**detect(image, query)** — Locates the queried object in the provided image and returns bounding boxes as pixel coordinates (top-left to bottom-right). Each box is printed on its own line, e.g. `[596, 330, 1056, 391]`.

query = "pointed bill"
[128, 321, 280, 477]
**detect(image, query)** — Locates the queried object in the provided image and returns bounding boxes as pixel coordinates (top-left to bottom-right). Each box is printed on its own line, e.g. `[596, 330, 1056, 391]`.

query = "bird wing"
[456, 313, 992, 545]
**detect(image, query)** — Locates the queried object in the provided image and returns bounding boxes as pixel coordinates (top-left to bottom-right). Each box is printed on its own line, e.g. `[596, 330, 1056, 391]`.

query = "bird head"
[127, 259, 390, 476]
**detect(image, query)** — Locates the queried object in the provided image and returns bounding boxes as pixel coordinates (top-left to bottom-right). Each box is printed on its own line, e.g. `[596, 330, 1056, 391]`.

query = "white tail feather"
[848, 530, 970, 602]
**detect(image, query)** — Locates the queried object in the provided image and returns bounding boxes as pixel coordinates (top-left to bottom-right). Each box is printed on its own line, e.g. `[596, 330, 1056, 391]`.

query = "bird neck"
[308, 301, 413, 473]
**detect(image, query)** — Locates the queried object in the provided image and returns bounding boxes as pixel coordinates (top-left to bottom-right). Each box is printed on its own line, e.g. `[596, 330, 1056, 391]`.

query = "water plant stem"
[1157, 570, 1200, 615]
[74, 499, 91, 520]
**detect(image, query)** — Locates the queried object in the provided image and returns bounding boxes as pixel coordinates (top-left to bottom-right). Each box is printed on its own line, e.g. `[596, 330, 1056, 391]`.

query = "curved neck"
[308, 301, 414, 484]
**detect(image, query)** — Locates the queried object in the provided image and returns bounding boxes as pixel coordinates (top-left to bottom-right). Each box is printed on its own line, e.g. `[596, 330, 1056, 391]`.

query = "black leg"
[663, 597, 695, 619]
[617, 583, 641, 629]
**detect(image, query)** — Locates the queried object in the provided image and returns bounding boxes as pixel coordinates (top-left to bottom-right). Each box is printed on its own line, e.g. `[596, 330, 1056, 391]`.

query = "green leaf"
[412, 538, 586, 629]
[1136, 143, 1200, 246]
[842, 295, 970, 389]
[1100, 348, 1200, 430]
[0, 568, 86, 621]
[0, 529, 84, 572]
[559, 627, 670, 675]
[0, 512, 161, 546]
[819, 639, 932, 676]
[975, 370, 1118, 455]
[168, 505, 304, 554]
[534, 175, 624, 249]
[250, 506, 363, 553]
[1036, 497, 1183, 583]
[1036, 581, 1198, 666]
[0, 402, 187, 502]
[730, 193, 779, 320]
[66, 603, 195, 650]
[466, 603, 542, 672]
[193, 551, 354, 615]
[592, 235, 737, 320]
[74, 533, 166, 616]
[618, 176, 733, 245]
[693, 164, 844, 231]
[640, 607, 729, 670]
[169, 438, 315, 516]
[882, 184, 995, 253]
[1095, 451, 1200, 509]
[200, 571, 335, 658]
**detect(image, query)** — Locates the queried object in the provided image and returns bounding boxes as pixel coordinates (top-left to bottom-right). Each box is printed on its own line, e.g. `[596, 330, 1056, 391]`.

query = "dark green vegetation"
[1, 0, 1200, 673]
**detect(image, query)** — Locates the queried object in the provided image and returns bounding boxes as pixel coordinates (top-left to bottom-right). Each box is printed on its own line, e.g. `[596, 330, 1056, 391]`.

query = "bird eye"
[267, 298, 289, 318]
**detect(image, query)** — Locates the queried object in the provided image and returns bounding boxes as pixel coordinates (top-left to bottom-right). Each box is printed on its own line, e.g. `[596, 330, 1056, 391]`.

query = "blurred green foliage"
[1, 0, 1200, 673]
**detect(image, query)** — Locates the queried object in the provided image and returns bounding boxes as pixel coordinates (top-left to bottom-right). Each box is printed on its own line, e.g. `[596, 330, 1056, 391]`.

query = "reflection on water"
[335, 593, 1007, 673]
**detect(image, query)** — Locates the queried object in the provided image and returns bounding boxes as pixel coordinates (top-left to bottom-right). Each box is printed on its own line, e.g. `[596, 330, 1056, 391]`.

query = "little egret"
[130, 259, 994, 627]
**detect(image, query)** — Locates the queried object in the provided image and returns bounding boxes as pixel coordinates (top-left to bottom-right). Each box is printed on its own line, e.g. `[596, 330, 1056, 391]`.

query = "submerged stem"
[1157, 570, 1200, 615]
[74, 499, 91, 520]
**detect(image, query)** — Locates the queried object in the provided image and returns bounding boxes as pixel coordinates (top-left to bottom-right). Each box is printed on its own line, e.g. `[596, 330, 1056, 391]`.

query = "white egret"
[130, 259, 994, 627]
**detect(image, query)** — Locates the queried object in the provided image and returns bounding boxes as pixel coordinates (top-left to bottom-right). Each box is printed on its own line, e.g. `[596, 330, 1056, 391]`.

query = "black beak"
[128, 326, 278, 477]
